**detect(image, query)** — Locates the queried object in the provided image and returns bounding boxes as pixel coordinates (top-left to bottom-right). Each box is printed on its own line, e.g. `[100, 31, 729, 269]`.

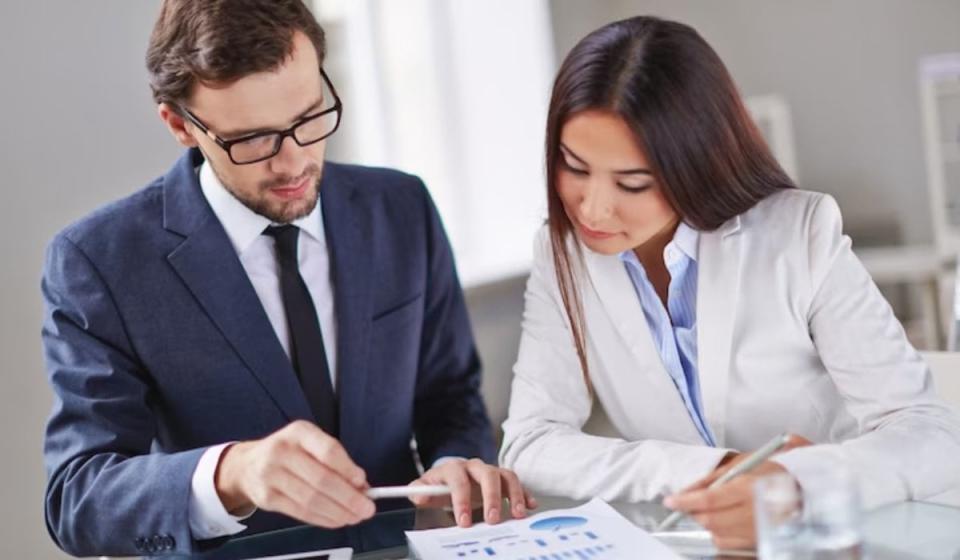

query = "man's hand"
[663, 434, 812, 549]
[215, 420, 376, 528]
[407, 459, 537, 527]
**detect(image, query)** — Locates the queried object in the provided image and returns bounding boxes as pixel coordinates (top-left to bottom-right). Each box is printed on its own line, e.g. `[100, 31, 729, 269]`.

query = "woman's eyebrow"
[560, 143, 652, 175]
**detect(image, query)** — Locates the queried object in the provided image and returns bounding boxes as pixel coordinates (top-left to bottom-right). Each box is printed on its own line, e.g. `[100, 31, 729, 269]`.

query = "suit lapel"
[696, 216, 742, 447]
[581, 246, 696, 430]
[163, 149, 313, 423]
[320, 164, 374, 460]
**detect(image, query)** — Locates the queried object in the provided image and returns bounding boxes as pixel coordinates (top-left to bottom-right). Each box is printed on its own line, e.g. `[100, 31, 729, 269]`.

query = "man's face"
[162, 31, 329, 223]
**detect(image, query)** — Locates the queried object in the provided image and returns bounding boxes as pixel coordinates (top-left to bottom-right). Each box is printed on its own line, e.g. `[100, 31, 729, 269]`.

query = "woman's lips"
[577, 221, 616, 240]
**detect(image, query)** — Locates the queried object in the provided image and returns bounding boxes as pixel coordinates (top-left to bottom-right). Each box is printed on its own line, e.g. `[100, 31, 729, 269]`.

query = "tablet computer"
[247, 547, 352, 560]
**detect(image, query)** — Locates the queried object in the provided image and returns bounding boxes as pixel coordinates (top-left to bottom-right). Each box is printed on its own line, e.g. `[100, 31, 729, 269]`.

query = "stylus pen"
[656, 433, 793, 532]
[366, 484, 451, 500]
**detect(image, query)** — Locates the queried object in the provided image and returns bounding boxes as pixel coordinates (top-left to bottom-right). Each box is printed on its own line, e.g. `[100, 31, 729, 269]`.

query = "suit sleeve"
[411, 183, 496, 465]
[772, 194, 960, 508]
[499, 228, 729, 501]
[42, 233, 208, 557]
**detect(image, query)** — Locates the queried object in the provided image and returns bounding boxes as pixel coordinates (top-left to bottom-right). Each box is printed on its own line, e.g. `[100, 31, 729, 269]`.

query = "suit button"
[134, 537, 145, 551]
[164, 534, 176, 549]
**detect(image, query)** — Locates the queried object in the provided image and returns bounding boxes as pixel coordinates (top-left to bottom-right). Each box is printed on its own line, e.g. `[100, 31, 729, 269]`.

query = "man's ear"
[158, 103, 199, 148]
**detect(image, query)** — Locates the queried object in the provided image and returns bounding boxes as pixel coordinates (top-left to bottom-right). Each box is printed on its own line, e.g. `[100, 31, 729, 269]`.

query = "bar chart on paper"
[435, 518, 614, 559]
[405, 499, 682, 559]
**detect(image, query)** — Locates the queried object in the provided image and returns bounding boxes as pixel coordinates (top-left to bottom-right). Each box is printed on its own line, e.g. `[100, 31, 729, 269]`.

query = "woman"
[498, 16, 960, 548]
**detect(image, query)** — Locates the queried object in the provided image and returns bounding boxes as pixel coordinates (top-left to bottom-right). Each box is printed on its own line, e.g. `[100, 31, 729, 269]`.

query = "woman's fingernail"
[515, 503, 526, 516]
[664, 497, 676, 508]
[487, 508, 500, 523]
[459, 512, 471, 526]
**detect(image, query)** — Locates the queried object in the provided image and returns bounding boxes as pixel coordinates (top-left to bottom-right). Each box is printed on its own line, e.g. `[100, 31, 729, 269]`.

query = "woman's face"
[556, 110, 679, 256]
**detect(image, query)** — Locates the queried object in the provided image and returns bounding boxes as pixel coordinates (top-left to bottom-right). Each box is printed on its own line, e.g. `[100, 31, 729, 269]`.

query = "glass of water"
[755, 472, 805, 559]
[799, 467, 863, 559]
[754, 468, 863, 559]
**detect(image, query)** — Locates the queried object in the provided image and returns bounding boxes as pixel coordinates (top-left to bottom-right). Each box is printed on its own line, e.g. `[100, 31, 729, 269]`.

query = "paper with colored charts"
[405, 498, 682, 559]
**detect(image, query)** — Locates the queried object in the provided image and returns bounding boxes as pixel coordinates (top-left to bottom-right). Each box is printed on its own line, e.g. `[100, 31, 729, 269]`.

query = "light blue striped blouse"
[619, 223, 716, 446]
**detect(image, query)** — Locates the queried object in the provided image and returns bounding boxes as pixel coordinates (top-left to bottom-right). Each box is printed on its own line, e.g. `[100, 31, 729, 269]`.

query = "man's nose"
[268, 134, 308, 178]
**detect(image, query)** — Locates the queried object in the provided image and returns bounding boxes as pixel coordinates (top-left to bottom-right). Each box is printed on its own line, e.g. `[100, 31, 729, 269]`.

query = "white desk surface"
[533, 495, 960, 559]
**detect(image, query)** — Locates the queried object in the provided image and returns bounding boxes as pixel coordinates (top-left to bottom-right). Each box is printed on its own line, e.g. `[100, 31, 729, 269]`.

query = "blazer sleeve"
[499, 229, 729, 501]
[411, 183, 496, 465]
[42, 233, 207, 557]
[772, 194, 960, 509]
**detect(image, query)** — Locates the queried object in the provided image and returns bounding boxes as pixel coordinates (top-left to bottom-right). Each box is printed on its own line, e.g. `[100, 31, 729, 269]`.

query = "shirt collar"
[618, 222, 700, 265]
[198, 160, 325, 255]
[672, 222, 699, 262]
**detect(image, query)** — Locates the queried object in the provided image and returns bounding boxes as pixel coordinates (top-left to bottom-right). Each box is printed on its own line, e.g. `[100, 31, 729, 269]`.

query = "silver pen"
[656, 432, 793, 532]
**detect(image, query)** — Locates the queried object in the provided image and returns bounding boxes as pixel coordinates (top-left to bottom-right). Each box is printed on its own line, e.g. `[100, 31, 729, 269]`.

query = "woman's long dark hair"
[546, 16, 794, 379]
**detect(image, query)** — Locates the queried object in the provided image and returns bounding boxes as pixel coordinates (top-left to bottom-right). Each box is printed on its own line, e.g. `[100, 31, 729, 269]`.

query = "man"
[41, 1, 532, 556]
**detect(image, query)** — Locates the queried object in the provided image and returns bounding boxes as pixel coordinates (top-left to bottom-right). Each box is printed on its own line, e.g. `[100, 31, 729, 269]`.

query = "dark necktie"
[264, 225, 339, 436]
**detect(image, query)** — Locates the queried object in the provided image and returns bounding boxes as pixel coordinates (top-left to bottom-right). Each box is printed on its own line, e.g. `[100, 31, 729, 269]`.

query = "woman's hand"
[663, 434, 812, 549]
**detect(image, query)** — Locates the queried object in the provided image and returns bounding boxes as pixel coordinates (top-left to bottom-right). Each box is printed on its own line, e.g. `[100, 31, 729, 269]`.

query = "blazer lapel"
[163, 149, 313, 423]
[581, 246, 695, 429]
[696, 216, 743, 447]
[320, 165, 374, 461]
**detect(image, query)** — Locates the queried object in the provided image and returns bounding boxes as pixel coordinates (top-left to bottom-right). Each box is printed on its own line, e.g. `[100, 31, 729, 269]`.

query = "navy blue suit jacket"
[41, 149, 495, 557]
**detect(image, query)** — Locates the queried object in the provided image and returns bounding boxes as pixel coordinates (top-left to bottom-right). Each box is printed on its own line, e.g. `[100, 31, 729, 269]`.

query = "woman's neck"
[633, 218, 681, 272]
[633, 219, 680, 310]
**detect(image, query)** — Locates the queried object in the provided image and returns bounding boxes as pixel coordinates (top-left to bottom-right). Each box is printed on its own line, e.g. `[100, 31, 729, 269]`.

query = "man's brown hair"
[146, 0, 326, 106]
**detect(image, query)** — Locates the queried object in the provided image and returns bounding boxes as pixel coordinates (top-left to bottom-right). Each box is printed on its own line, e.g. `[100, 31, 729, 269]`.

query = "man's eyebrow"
[294, 96, 325, 120]
[218, 97, 325, 138]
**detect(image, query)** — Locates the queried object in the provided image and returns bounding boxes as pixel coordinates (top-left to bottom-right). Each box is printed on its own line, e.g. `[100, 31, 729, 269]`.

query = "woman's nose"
[578, 181, 613, 224]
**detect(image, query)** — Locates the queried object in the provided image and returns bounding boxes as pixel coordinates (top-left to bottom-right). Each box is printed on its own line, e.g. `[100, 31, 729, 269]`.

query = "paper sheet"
[405, 498, 682, 559]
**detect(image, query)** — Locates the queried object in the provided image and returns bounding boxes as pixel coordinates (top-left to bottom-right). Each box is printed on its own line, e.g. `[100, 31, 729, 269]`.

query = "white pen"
[365, 484, 451, 500]
[656, 433, 793, 532]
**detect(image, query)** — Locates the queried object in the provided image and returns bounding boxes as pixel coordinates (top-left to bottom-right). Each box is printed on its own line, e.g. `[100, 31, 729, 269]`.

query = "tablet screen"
[249, 548, 351, 560]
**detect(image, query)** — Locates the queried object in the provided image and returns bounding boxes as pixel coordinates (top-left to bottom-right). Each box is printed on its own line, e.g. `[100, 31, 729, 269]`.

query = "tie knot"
[264, 225, 300, 261]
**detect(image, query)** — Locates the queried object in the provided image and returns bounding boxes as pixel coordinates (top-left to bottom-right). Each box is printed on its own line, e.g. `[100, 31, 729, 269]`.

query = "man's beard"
[219, 163, 322, 224]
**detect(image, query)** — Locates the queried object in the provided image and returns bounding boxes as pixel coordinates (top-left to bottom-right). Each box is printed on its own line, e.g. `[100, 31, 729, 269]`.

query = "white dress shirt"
[188, 161, 337, 539]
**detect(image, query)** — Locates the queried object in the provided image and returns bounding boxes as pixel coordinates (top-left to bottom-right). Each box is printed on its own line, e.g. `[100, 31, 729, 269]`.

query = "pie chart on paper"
[529, 516, 589, 531]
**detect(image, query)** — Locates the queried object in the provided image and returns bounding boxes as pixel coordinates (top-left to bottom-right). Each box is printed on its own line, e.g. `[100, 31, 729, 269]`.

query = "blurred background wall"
[0, 1, 957, 557]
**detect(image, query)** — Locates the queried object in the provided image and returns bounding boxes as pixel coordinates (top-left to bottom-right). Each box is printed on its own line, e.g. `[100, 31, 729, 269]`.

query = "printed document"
[405, 498, 682, 559]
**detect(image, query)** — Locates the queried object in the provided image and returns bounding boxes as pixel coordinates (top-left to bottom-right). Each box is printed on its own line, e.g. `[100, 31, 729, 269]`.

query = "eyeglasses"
[177, 69, 343, 165]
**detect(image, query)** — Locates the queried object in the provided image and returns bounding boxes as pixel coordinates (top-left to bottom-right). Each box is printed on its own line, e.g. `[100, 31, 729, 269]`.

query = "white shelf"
[855, 245, 952, 283]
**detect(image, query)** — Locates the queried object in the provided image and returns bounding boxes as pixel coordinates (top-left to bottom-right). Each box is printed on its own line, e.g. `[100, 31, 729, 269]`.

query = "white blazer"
[499, 189, 960, 509]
